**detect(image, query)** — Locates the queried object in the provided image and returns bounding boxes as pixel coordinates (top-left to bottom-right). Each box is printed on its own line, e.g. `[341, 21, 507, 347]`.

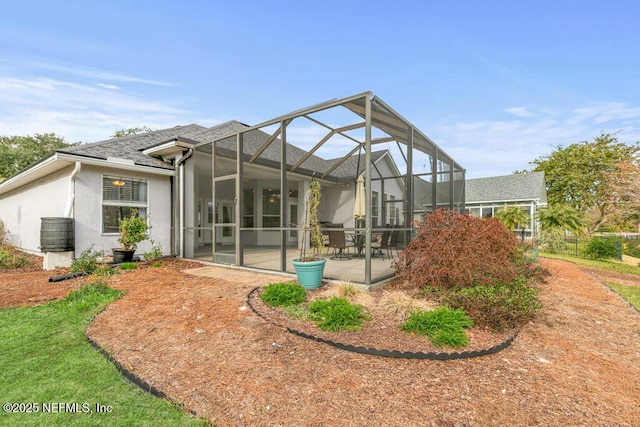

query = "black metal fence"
[551, 235, 623, 260]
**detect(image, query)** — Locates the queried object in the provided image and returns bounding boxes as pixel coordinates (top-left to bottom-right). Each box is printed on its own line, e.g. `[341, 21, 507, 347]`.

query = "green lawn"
[540, 252, 640, 276]
[608, 283, 640, 311]
[0, 281, 204, 427]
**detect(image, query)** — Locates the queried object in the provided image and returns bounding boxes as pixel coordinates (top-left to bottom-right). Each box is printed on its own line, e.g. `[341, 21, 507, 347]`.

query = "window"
[102, 176, 148, 233]
[372, 191, 379, 226]
[243, 188, 255, 228]
[389, 195, 397, 225]
[262, 188, 280, 228]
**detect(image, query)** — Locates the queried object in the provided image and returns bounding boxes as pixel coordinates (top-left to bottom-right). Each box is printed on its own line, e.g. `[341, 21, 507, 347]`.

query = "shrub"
[622, 239, 640, 258]
[444, 277, 541, 331]
[308, 297, 370, 331]
[539, 228, 568, 254]
[143, 239, 164, 261]
[0, 249, 29, 270]
[395, 209, 521, 290]
[118, 210, 149, 251]
[400, 306, 473, 348]
[0, 219, 6, 243]
[583, 236, 621, 260]
[70, 246, 103, 273]
[261, 282, 307, 307]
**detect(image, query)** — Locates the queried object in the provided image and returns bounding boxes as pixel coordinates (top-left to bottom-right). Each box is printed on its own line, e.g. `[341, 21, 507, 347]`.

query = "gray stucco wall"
[74, 165, 172, 257]
[0, 166, 72, 253]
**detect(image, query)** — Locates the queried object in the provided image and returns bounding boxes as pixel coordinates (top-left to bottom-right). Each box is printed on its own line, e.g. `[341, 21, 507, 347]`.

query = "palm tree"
[495, 205, 529, 230]
[537, 204, 585, 235]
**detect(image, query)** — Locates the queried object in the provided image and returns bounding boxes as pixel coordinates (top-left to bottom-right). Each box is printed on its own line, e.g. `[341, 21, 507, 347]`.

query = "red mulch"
[2, 257, 640, 426]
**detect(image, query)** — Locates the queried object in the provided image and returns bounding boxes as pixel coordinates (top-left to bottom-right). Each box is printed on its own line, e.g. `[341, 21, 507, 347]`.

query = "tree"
[537, 204, 585, 234]
[606, 150, 640, 231]
[112, 126, 152, 138]
[495, 205, 529, 230]
[531, 133, 638, 234]
[0, 133, 77, 182]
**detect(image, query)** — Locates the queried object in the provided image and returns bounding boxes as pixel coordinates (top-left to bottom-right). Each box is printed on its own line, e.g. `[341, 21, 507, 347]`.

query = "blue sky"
[1, 0, 639, 178]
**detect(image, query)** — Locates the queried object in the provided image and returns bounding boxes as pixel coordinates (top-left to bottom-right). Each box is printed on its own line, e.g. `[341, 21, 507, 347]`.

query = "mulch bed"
[247, 287, 514, 356]
[2, 257, 640, 425]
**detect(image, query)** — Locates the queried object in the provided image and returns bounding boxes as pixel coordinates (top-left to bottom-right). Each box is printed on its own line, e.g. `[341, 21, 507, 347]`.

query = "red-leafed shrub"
[394, 209, 521, 290]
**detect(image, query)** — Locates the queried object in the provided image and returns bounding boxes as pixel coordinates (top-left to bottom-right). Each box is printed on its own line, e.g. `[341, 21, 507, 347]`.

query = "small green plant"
[118, 262, 138, 271]
[583, 236, 621, 260]
[400, 306, 473, 348]
[143, 239, 163, 260]
[70, 245, 103, 273]
[308, 297, 369, 332]
[118, 209, 149, 251]
[94, 264, 118, 276]
[261, 282, 307, 307]
[151, 261, 163, 268]
[445, 277, 541, 331]
[0, 249, 29, 270]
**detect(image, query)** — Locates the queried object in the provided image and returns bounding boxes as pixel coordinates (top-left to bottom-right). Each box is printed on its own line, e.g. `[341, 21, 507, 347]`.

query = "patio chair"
[328, 227, 352, 260]
[389, 229, 400, 260]
[371, 230, 391, 260]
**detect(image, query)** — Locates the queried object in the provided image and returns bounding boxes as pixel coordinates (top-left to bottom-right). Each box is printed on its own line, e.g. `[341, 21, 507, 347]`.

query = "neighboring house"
[465, 171, 548, 237]
[0, 92, 464, 285]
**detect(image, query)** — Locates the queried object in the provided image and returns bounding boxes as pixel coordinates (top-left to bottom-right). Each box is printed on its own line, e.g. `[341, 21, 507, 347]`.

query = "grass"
[0, 281, 203, 426]
[608, 283, 640, 310]
[540, 252, 640, 275]
[118, 262, 138, 271]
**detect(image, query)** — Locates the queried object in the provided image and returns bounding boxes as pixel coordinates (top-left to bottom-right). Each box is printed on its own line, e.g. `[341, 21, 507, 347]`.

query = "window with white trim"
[102, 176, 148, 233]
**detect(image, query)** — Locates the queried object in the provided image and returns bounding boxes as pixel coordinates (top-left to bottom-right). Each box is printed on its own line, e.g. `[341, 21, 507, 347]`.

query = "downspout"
[64, 162, 81, 218]
[176, 149, 194, 258]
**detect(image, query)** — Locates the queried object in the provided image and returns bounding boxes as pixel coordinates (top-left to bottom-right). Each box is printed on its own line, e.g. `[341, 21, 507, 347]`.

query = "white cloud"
[95, 83, 120, 90]
[0, 76, 197, 142]
[28, 61, 175, 87]
[432, 102, 640, 178]
[504, 107, 535, 118]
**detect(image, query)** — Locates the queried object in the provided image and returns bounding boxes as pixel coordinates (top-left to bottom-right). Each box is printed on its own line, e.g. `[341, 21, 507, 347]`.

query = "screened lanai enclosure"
[180, 92, 464, 286]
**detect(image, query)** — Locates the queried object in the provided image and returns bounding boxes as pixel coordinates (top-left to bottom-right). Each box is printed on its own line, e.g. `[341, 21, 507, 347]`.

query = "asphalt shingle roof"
[59, 124, 207, 170]
[56, 121, 388, 181]
[465, 172, 547, 203]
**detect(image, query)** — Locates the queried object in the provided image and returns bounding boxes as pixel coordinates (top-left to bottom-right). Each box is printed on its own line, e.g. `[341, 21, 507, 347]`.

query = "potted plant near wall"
[113, 209, 149, 263]
[292, 178, 326, 289]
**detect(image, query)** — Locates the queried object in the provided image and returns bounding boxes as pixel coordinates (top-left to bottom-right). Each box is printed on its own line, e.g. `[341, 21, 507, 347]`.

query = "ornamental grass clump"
[395, 209, 521, 290]
[400, 306, 473, 348]
[261, 282, 307, 307]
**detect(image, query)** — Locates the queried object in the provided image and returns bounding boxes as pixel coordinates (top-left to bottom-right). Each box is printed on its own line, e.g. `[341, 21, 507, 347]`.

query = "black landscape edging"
[49, 271, 90, 282]
[247, 287, 518, 360]
[584, 270, 640, 315]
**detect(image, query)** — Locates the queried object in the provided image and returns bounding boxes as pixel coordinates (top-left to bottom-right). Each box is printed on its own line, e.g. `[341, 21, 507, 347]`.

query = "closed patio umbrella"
[353, 175, 366, 227]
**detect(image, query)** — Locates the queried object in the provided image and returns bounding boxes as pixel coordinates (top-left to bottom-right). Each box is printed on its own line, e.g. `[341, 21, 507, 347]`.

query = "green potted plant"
[113, 209, 149, 263]
[292, 178, 326, 289]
